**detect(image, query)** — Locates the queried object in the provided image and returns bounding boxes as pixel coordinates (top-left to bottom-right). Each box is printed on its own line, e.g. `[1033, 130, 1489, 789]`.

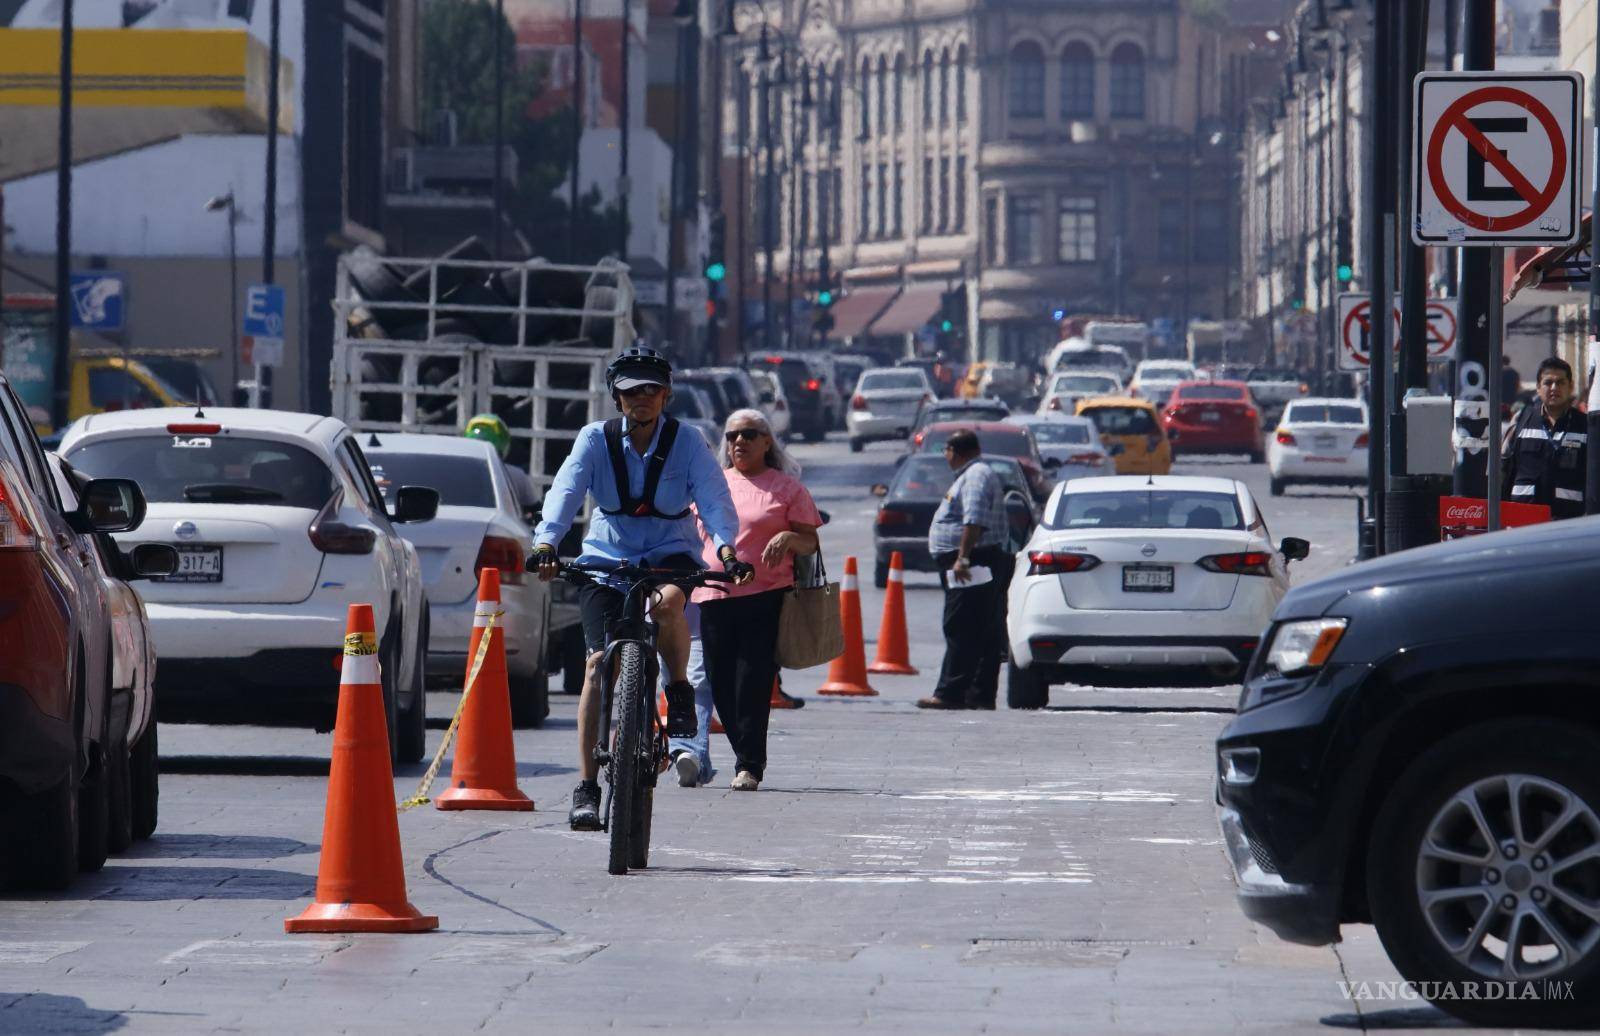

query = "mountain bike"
[556, 559, 733, 875]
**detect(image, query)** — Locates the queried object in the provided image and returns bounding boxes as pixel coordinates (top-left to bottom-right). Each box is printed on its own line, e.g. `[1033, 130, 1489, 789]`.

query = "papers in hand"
[949, 564, 992, 587]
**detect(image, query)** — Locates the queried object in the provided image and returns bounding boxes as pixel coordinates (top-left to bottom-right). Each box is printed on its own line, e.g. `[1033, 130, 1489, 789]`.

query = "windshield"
[926, 405, 1009, 425]
[1140, 365, 1192, 380]
[1058, 348, 1125, 370]
[1026, 422, 1092, 446]
[367, 452, 494, 508]
[860, 370, 926, 391]
[918, 427, 1032, 458]
[1047, 490, 1244, 531]
[1248, 368, 1298, 381]
[1286, 403, 1364, 425]
[1178, 384, 1247, 401]
[894, 455, 1025, 498]
[1083, 406, 1157, 435]
[1051, 375, 1119, 395]
[67, 434, 335, 509]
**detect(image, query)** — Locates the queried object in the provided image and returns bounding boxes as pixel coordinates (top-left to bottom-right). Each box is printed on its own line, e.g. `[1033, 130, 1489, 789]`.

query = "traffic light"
[1335, 213, 1354, 284]
[813, 311, 835, 336]
[938, 286, 967, 336]
[817, 287, 834, 308]
[705, 213, 727, 283]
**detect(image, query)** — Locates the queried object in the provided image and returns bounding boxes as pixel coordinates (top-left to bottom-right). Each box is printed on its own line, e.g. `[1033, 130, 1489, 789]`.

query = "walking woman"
[694, 409, 822, 791]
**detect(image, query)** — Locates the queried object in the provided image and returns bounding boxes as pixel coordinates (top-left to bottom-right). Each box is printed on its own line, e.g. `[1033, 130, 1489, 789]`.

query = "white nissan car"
[1006, 476, 1308, 707]
[60, 408, 437, 762]
[1267, 398, 1369, 495]
[362, 433, 552, 727]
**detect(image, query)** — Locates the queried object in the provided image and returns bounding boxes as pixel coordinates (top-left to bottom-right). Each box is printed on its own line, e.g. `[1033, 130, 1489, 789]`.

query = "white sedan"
[60, 408, 436, 762]
[1127, 359, 1196, 405]
[1006, 476, 1308, 707]
[363, 433, 553, 727]
[1005, 414, 1117, 481]
[1267, 398, 1369, 496]
[1037, 370, 1123, 415]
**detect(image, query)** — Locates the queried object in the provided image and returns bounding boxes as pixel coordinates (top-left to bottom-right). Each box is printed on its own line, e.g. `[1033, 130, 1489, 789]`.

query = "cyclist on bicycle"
[533, 345, 752, 830]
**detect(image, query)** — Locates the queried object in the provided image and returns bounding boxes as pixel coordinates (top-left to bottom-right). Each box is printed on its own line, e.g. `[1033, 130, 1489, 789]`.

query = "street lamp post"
[50, 0, 74, 432]
[205, 194, 241, 403]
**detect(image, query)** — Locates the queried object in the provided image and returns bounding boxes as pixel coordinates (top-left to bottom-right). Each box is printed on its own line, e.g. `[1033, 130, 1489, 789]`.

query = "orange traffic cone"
[818, 556, 878, 697]
[868, 550, 919, 676]
[286, 604, 438, 933]
[435, 569, 534, 812]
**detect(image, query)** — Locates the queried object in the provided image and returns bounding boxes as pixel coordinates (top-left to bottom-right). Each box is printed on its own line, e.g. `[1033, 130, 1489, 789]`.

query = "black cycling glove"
[718, 546, 754, 582]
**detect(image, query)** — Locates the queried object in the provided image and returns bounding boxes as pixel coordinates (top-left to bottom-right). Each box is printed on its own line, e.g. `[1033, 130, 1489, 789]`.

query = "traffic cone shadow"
[818, 556, 878, 697]
[286, 604, 437, 933]
[867, 550, 919, 676]
[436, 568, 535, 812]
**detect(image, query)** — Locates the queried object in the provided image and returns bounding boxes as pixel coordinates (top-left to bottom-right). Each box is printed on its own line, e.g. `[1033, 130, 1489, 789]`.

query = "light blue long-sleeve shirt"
[534, 417, 739, 572]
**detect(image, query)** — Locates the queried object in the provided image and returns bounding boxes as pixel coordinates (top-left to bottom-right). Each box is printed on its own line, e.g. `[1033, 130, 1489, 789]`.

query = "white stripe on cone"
[342, 654, 380, 685]
[842, 572, 858, 592]
[888, 568, 903, 583]
[473, 606, 499, 629]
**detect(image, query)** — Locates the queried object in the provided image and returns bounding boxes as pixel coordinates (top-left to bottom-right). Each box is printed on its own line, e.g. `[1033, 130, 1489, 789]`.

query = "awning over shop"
[868, 284, 943, 336]
[828, 286, 897, 337]
[1508, 213, 1591, 302]
[0, 29, 293, 182]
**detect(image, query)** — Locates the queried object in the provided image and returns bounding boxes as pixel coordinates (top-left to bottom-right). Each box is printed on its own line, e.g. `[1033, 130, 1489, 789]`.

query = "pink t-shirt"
[693, 466, 823, 602]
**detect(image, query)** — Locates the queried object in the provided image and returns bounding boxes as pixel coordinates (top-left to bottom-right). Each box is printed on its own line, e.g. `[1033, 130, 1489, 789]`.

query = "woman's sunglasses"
[724, 428, 765, 443]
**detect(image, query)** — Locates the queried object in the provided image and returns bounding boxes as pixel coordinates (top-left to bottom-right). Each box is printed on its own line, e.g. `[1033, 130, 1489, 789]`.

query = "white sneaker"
[674, 752, 701, 788]
[731, 770, 760, 791]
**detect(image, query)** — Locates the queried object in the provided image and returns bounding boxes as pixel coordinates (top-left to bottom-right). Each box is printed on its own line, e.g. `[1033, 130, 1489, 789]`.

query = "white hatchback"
[1006, 476, 1308, 706]
[362, 433, 553, 727]
[60, 408, 436, 762]
[1267, 398, 1369, 495]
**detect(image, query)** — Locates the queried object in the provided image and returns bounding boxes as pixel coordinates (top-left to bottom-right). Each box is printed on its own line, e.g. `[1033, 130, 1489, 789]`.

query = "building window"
[817, 168, 830, 243]
[1194, 202, 1225, 261]
[876, 56, 888, 137]
[830, 67, 843, 146]
[1007, 194, 1043, 265]
[1058, 195, 1097, 262]
[893, 54, 905, 132]
[801, 171, 812, 246]
[1158, 198, 1185, 252]
[985, 196, 1000, 265]
[1061, 42, 1095, 119]
[939, 51, 950, 126]
[893, 161, 904, 237]
[954, 155, 967, 231]
[1008, 42, 1045, 119]
[860, 59, 872, 138]
[922, 157, 934, 232]
[832, 169, 843, 239]
[1110, 43, 1146, 119]
[860, 164, 871, 241]
[956, 45, 968, 124]
[877, 163, 888, 239]
[938, 157, 950, 232]
[922, 52, 934, 127]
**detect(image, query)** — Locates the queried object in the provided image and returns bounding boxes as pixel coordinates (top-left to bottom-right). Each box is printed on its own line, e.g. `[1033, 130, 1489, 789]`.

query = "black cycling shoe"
[664, 680, 697, 738]
[568, 781, 602, 831]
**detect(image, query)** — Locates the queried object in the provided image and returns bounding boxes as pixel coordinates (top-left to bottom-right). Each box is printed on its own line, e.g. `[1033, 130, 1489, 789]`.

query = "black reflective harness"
[599, 416, 692, 520]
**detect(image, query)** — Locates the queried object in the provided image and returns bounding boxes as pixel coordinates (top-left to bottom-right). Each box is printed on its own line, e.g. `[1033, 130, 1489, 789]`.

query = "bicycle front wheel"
[607, 642, 648, 876]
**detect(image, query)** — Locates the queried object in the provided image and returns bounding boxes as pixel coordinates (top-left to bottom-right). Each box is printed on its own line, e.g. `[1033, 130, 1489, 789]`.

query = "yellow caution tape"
[398, 609, 502, 812]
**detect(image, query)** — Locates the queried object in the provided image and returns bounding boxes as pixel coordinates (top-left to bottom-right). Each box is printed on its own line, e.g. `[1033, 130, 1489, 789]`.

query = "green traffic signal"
[940, 319, 954, 333]
[818, 289, 834, 307]
[1336, 263, 1354, 283]
[706, 261, 727, 283]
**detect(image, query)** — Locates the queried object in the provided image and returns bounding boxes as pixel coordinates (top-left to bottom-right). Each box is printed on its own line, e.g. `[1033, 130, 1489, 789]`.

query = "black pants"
[931, 547, 1015, 708]
[698, 588, 786, 780]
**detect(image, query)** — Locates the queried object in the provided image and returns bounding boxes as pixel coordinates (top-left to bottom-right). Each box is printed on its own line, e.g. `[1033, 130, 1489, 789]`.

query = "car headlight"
[1262, 618, 1348, 677]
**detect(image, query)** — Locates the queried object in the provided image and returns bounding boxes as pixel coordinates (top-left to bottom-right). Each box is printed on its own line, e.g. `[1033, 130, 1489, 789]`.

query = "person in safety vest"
[532, 346, 752, 830]
[464, 413, 540, 520]
[1501, 356, 1588, 520]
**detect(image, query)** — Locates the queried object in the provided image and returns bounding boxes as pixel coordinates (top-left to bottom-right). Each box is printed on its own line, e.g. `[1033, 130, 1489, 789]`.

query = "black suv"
[1217, 521, 1600, 1027]
[745, 353, 841, 442]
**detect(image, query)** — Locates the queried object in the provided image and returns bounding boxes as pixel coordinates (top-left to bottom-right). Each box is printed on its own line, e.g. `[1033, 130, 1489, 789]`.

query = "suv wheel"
[14, 773, 78, 889]
[1367, 719, 1600, 1027]
[1006, 658, 1049, 710]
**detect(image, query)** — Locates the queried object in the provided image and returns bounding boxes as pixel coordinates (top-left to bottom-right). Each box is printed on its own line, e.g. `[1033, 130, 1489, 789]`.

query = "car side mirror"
[127, 543, 178, 580]
[870, 483, 889, 497]
[391, 485, 440, 523]
[1279, 536, 1311, 562]
[72, 477, 147, 534]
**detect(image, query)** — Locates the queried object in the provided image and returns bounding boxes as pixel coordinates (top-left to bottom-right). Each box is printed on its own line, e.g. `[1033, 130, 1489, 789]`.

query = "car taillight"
[805, 378, 821, 392]
[1244, 407, 1258, 421]
[1354, 433, 1370, 448]
[307, 492, 376, 555]
[1067, 452, 1106, 465]
[1027, 550, 1100, 575]
[166, 422, 222, 434]
[1276, 429, 1296, 445]
[1199, 551, 1274, 576]
[475, 536, 525, 579]
[1298, 383, 1310, 394]
[875, 508, 913, 527]
[852, 394, 869, 410]
[0, 461, 40, 551]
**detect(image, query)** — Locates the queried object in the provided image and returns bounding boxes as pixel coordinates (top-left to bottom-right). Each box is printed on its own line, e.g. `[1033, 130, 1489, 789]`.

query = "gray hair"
[719, 408, 801, 476]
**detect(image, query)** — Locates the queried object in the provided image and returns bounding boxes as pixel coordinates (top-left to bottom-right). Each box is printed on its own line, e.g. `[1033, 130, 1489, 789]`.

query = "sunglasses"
[620, 384, 665, 398]
[724, 428, 765, 443]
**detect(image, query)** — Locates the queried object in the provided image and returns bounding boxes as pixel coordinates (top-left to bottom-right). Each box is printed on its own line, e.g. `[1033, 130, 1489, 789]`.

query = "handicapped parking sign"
[68, 272, 126, 332]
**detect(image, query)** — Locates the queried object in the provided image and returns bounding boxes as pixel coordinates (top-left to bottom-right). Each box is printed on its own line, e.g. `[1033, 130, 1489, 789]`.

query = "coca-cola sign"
[1443, 503, 1485, 521]
[1438, 495, 1551, 539]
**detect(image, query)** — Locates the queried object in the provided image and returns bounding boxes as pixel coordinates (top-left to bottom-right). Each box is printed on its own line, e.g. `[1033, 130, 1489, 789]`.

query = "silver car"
[847, 368, 934, 452]
[1006, 414, 1117, 482]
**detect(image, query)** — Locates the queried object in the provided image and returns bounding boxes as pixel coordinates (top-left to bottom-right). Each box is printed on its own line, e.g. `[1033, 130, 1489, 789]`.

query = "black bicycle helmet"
[606, 344, 673, 393]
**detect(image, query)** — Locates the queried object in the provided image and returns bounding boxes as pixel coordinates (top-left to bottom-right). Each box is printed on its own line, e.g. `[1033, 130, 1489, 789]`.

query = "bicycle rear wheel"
[607, 642, 647, 875]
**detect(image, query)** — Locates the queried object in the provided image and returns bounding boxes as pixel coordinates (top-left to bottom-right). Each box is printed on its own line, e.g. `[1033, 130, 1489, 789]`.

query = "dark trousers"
[698, 588, 786, 780]
[931, 547, 1015, 708]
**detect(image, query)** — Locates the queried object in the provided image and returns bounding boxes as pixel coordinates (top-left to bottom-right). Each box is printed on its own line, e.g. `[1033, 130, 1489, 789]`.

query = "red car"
[1159, 380, 1265, 462]
[0, 374, 171, 889]
[912, 420, 1052, 503]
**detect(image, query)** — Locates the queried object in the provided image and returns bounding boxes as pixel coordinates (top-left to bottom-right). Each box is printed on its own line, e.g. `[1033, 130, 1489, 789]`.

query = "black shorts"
[577, 553, 702, 654]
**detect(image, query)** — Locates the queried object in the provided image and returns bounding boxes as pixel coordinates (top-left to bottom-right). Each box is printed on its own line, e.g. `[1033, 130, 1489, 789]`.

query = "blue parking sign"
[68, 272, 126, 332]
[242, 284, 285, 338]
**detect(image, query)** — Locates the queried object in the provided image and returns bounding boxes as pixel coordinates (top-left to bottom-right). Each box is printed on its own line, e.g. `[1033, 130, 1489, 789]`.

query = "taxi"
[1076, 396, 1172, 476]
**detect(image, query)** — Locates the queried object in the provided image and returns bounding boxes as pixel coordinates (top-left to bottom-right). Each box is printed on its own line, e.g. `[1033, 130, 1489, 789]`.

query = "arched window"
[922, 52, 934, 127]
[859, 58, 872, 137]
[1008, 42, 1045, 119]
[938, 50, 950, 126]
[831, 66, 843, 146]
[955, 45, 968, 124]
[1060, 42, 1095, 119]
[893, 54, 905, 132]
[1110, 42, 1145, 119]
[876, 55, 888, 137]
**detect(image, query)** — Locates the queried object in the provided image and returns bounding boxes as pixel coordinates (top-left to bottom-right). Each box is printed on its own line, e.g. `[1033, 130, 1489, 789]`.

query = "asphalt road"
[0, 438, 1529, 1034]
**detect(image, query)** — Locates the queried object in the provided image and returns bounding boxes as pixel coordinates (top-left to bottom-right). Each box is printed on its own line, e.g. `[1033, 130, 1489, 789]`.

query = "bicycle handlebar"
[532, 556, 736, 590]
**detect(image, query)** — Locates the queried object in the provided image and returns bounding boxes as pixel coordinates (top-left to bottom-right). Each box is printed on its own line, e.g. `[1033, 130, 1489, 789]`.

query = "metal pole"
[50, 0, 73, 432]
[735, 50, 749, 358]
[1363, 0, 1392, 556]
[259, 0, 278, 409]
[1390, 0, 1431, 550]
[493, 0, 505, 259]
[665, 19, 686, 352]
[1443, 0, 1460, 297]
[1487, 248, 1503, 531]
[570, 0, 583, 260]
[618, 0, 630, 261]
[1454, 0, 1495, 502]
[785, 66, 799, 350]
[707, 4, 727, 362]
[228, 199, 239, 401]
[761, 28, 775, 353]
